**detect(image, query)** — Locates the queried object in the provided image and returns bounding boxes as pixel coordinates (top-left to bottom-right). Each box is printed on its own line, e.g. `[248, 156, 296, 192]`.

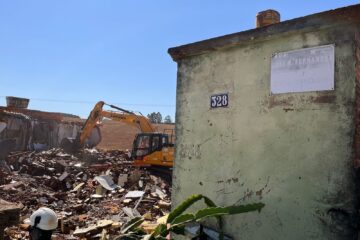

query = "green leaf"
[134, 229, 147, 235]
[170, 226, 185, 235]
[203, 196, 223, 239]
[121, 217, 145, 234]
[203, 196, 217, 207]
[171, 213, 195, 226]
[195, 207, 228, 220]
[153, 236, 167, 240]
[227, 203, 265, 214]
[167, 194, 204, 224]
[114, 232, 144, 240]
[195, 203, 265, 221]
[151, 224, 167, 237]
[141, 234, 152, 240]
[218, 218, 224, 240]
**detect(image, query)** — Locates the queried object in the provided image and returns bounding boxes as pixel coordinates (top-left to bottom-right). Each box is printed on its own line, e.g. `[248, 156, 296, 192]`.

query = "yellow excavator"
[60, 101, 174, 168]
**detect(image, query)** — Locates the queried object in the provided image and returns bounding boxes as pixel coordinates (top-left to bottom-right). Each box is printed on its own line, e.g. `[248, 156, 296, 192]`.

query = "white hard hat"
[29, 207, 58, 231]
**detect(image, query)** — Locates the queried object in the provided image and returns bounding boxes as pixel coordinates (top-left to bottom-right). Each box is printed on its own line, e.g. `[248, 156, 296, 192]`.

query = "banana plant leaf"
[171, 213, 195, 226]
[121, 217, 145, 234]
[167, 194, 203, 224]
[195, 203, 265, 221]
[151, 223, 167, 238]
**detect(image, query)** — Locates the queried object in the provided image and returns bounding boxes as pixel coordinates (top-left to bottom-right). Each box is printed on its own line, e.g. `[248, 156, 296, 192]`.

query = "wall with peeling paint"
[171, 17, 359, 240]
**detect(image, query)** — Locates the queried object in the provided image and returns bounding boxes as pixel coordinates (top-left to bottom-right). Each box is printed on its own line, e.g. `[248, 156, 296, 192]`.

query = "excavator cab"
[131, 133, 174, 167]
[131, 133, 170, 159]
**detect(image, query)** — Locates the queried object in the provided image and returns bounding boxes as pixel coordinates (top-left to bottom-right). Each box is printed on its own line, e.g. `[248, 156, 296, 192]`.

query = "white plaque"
[270, 44, 335, 94]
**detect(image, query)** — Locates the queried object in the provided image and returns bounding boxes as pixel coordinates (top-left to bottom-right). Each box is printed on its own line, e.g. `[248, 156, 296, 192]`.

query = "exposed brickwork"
[267, 92, 336, 110]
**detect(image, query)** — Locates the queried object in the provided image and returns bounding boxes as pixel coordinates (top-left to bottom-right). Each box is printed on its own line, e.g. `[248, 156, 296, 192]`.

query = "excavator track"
[148, 166, 173, 184]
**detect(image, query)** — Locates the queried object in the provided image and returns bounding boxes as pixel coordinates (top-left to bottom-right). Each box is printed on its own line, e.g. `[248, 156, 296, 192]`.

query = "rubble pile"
[0, 148, 171, 239]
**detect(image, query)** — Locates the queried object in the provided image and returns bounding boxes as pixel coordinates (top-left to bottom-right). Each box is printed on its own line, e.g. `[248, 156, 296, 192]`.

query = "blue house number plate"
[210, 93, 228, 108]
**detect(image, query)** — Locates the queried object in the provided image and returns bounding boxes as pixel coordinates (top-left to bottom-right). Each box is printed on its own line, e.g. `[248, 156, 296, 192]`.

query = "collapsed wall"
[0, 106, 100, 151]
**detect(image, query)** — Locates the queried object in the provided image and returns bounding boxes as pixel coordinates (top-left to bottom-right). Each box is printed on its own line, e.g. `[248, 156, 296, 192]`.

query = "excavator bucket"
[60, 137, 81, 153]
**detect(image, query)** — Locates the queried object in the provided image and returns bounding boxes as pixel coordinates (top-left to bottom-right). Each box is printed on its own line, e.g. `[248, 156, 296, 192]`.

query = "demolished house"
[0, 148, 171, 239]
[0, 97, 101, 152]
[0, 97, 173, 239]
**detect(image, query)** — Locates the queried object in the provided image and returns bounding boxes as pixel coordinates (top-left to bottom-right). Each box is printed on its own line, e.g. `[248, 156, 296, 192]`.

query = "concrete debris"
[71, 182, 85, 192]
[1, 148, 171, 239]
[91, 194, 104, 199]
[122, 207, 141, 218]
[96, 219, 113, 228]
[73, 225, 98, 236]
[117, 174, 128, 187]
[124, 190, 145, 199]
[155, 187, 167, 200]
[0, 199, 22, 239]
[96, 185, 107, 196]
[158, 200, 171, 209]
[122, 199, 132, 204]
[184, 223, 233, 240]
[143, 212, 152, 220]
[58, 171, 69, 181]
[94, 175, 119, 191]
[128, 169, 141, 184]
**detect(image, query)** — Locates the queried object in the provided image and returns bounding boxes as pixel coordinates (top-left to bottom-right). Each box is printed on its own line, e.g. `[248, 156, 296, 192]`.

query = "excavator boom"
[60, 101, 174, 168]
[100, 110, 155, 133]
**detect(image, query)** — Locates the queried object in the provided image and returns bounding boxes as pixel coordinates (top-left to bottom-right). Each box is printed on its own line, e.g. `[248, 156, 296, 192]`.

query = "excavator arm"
[78, 101, 105, 145]
[60, 101, 174, 169]
[61, 101, 155, 152]
[100, 110, 155, 133]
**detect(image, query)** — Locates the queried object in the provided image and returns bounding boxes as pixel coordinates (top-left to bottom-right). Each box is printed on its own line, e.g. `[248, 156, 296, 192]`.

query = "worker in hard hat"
[27, 207, 58, 240]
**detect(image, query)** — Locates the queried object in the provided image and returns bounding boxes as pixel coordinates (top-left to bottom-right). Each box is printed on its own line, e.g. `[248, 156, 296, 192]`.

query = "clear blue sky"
[1, 1, 359, 120]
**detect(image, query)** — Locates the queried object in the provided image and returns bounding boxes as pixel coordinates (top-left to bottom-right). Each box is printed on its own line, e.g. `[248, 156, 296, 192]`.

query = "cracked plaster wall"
[173, 24, 359, 239]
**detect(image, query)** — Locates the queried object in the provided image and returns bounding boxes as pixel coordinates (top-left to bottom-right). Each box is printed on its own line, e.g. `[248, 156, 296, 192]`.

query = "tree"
[147, 112, 162, 124]
[163, 115, 172, 123]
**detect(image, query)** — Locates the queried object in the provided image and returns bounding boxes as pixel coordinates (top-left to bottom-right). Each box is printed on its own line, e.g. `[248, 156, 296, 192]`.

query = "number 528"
[210, 94, 228, 108]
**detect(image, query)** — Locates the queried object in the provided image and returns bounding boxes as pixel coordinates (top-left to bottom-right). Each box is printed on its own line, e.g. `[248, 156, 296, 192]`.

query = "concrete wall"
[0, 112, 85, 151]
[173, 23, 359, 239]
[0, 112, 32, 150]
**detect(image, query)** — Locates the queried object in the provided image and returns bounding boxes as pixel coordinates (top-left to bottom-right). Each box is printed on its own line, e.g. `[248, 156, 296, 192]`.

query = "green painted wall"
[173, 25, 358, 239]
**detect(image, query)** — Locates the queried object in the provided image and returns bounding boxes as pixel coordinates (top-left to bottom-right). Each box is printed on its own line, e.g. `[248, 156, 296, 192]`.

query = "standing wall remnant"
[0, 108, 100, 151]
[169, 4, 360, 240]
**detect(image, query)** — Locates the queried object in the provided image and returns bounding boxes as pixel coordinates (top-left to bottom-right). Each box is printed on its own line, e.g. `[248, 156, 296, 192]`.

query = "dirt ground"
[97, 120, 175, 150]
